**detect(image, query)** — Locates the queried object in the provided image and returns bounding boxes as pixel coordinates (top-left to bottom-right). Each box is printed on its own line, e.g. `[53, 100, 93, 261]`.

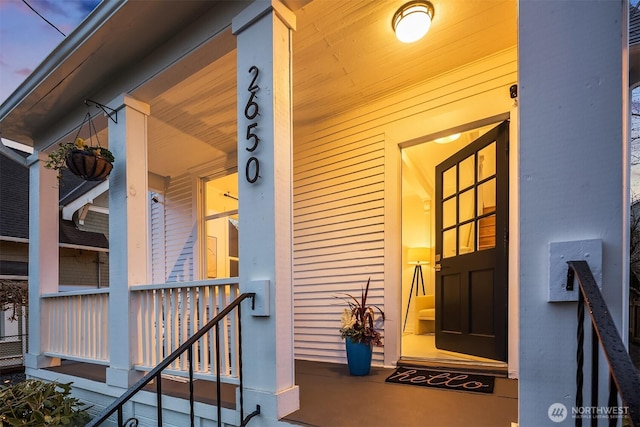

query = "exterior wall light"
[392, 1, 435, 43]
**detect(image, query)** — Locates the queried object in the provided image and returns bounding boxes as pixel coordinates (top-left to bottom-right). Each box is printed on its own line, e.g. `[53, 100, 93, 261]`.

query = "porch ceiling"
[0, 0, 517, 178]
[145, 0, 516, 177]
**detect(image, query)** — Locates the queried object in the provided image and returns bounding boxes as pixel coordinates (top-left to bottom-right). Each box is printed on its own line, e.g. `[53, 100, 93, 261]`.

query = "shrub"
[0, 379, 91, 426]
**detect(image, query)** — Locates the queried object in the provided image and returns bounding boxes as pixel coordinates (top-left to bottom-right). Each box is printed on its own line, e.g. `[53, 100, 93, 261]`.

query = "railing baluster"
[156, 290, 163, 364]
[567, 261, 640, 427]
[181, 288, 188, 371]
[156, 372, 163, 426]
[209, 286, 216, 375]
[190, 287, 199, 373]
[86, 293, 256, 427]
[141, 291, 148, 367]
[216, 321, 222, 427]
[591, 322, 598, 425]
[229, 285, 239, 377]
[608, 373, 617, 427]
[238, 303, 244, 424]
[201, 286, 209, 373]
[576, 289, 584, 427]
[41, 291, 110, 362]
[171, 289, 178, 369]
[189, 346, 195, 427]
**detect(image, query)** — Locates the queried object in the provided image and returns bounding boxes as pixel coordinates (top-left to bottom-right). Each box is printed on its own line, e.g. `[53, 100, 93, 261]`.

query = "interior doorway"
[400, 120, 509, 367]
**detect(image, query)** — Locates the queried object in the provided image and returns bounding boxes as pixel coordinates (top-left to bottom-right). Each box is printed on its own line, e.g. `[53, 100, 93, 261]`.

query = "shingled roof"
[60, 218, 108, 249]
[0, 146, 108, 249]
[631, 2, 640, 46]
[0, 148, 29, 239]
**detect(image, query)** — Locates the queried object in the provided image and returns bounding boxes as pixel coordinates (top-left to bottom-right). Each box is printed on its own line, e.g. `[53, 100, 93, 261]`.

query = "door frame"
[395, 113, 515, 369]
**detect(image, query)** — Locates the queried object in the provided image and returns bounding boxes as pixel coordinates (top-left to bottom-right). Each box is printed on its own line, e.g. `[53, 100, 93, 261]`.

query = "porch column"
[518, 1, 627, 424]
[24, 152, 60, 370]
[232, 1, 299, 423]
[105, 94, 150, 387]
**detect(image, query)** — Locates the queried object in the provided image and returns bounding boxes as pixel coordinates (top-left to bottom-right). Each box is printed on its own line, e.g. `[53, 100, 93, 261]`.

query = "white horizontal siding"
[293, 133, 386, 365]
[164, 173, 196, 282]
[150, 192, 166, 284]
[292, 48, 518, 366]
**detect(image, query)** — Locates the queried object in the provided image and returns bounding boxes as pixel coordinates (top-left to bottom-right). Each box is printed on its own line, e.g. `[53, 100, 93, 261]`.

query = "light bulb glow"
[392, 2, 434, 43]
[434, 133, 461, 144]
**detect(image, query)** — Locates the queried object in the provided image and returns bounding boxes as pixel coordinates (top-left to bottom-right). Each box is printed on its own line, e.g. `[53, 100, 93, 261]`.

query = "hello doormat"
[385, 366, 495, 394]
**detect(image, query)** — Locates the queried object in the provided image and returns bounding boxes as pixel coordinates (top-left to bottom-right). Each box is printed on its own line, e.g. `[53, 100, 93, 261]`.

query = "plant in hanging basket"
[45, 137, 114, 182]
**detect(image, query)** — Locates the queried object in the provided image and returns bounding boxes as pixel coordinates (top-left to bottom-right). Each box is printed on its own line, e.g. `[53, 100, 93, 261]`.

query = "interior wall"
[400, 193, 433, 333]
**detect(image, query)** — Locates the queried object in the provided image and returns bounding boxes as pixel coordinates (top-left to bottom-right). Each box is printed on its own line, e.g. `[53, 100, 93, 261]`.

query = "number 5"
[246, 123, 259, 152]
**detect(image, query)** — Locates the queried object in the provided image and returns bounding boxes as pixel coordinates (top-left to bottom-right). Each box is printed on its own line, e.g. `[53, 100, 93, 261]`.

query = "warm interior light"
[434, 133, 461, 144]
[408, 247, 431, 265]
[392, 1, 434, 43]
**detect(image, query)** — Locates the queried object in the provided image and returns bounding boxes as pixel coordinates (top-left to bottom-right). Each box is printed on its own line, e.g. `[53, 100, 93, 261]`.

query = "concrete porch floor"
[284, 360, 518, 427]
[42, 359, 518, 427]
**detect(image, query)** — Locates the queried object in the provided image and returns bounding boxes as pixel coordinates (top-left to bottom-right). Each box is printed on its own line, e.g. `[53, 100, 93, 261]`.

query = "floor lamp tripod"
[403, 247, 430, 332]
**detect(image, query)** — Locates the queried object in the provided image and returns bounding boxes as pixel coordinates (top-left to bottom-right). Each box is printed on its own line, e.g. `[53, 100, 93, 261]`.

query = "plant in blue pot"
[337, 278, 385, 376]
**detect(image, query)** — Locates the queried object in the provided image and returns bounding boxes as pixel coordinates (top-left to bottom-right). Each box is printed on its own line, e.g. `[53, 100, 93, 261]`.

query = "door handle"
[435, 263, 441, 271]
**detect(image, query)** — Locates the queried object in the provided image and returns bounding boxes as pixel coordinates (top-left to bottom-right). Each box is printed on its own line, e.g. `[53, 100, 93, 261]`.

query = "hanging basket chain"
[72, 112, 104, 149]
[73, 112, 91, 145]
[88, 111, 103, 148]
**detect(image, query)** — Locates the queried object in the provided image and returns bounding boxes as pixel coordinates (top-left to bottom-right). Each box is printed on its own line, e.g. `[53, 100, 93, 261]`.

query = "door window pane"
[478, 214, 496, 250]
[443, 198, 456, 228]
[459, 222, 475, 254]
[443, 229, 456, 258]
[477, 178, 496, 216]
[443, 166, 457, 198]
[459, 189, 474, 222]
[478, 142, 496, 180]
[459, 154, 475, 189]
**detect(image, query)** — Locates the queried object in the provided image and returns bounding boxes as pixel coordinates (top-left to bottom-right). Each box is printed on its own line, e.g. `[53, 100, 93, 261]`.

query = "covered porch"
[38, 358, 518, 426]
[0, 0, 633, 425]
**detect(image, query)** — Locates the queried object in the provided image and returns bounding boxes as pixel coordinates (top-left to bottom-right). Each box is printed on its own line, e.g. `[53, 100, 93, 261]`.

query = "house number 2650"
[245, 66, 260, 183]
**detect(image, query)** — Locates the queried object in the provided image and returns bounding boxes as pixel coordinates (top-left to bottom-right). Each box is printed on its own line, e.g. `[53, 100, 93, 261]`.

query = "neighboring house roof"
[631, 3, 640, 87]
[60, 218, 108, 249]
[0, 148, 29, 240]
[59, 169, 106, 206]
[631, 3, 639, 46]
[0, 146, 108, 249]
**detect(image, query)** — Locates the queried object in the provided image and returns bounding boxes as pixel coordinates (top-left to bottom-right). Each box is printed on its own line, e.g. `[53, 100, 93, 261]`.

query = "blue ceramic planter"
[345, 339, 373, 376]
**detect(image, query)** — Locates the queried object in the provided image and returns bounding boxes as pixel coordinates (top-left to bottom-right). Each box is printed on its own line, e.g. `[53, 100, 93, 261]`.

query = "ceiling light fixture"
[392, 1, 435, 43]
[434, 133, 461, 144]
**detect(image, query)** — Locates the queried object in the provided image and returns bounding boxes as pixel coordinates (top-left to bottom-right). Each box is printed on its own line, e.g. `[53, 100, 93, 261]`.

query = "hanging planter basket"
[44, 101, 117, 182]
[65, 149, 113, 181]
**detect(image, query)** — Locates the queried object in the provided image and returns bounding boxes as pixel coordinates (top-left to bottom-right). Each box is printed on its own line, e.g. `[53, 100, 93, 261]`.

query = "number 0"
[246, 156, 260, 183]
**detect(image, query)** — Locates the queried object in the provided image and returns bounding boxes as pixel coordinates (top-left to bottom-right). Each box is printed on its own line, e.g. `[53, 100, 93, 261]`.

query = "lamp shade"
[408, 247, 431, 264]
[392, 1, 434, 43]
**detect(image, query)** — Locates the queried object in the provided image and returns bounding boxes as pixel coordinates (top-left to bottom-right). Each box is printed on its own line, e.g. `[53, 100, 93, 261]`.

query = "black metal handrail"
[87, 292, 260, 427]
[567, 260, 640, 427]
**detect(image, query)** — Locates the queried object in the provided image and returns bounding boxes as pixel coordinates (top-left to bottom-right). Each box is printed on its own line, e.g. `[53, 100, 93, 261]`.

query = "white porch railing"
[41, 289, 110, 363]
[131, 279, 240, 383]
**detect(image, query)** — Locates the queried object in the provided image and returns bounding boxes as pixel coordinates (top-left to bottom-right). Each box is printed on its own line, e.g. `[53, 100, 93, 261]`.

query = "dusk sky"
[0, 0, 100, 104]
